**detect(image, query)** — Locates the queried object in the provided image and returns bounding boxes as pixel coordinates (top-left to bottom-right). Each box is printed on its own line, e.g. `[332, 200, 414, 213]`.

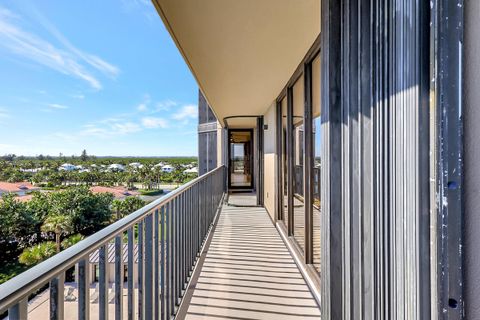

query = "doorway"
[228, 129, 253, 189]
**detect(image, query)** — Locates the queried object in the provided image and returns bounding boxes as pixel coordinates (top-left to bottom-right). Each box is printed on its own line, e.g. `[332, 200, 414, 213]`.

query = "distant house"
[20, 168, 43, 173]
[161, 165, 174, 173]
[90, 186, 139, 199]
[107, 164, 125, 172]
[184, 167, 198, 174]
[129, 162, 144, 169]
[0, 182, 39, 197]
[153, 162, 165, 169]
[59, 163, 76, 171]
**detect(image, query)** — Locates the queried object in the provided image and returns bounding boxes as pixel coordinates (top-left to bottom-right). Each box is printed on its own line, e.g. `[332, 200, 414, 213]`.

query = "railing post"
[114, 232, 123, 319]
[154, 209, 160, 320]
[165, 202, 171, 318]
[8, 298, 28, 320]
[99, 245, 109, 320]
[160, 206, 166, 320]
[78, 258, 90, 320]
[50, 273, 65, 320]
[127, 227, 134, 320]
[144, 213, 153, 320]
[138, 221, 144, 320]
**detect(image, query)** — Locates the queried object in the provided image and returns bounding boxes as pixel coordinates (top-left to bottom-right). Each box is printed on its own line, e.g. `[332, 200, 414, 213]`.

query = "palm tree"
[41, 214, 73, 253]
[19, 242, 56, 266]
[61, 234, 84, 250]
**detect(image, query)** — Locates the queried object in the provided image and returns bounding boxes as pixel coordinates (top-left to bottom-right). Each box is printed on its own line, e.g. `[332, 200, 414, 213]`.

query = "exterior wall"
[198, 90, 218, 175]
[263, 103, 277, 220]
[321, 0, 431, 318]
[464, 1, 480, 317]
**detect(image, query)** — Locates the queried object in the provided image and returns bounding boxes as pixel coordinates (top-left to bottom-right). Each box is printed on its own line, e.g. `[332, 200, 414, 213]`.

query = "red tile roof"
[90, 186, 140, 199]
[0, 182, 38, 193]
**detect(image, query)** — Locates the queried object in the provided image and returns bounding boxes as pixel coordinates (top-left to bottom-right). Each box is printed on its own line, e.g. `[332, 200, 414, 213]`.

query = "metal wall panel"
[321, 0, 431, 318]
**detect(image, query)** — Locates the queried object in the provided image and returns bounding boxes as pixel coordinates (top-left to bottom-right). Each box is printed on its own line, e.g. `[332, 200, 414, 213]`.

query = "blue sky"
[0, 0, 199, 157]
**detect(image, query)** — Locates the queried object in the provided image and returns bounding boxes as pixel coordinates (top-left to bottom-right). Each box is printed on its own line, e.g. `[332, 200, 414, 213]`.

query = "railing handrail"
[0, 165, 225, 312]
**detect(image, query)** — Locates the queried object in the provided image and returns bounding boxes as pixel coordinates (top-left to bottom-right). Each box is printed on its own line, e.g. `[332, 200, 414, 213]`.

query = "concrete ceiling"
[153, 0, 320, 126]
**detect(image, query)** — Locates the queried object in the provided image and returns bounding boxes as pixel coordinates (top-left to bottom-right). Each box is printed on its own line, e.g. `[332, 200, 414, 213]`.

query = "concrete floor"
[181, 205, 321, 319]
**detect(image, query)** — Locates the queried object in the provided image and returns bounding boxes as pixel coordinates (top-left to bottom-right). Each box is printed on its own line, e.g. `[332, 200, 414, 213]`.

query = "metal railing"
[0, 166, 226, 320]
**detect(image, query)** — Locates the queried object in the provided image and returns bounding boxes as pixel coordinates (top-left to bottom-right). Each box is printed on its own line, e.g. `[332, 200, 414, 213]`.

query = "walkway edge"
[276, 222, 322, 310]
[175, 194, 225, 319]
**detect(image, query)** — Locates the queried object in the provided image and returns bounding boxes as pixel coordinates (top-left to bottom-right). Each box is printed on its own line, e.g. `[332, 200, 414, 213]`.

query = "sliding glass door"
[276, 51, 321, 274]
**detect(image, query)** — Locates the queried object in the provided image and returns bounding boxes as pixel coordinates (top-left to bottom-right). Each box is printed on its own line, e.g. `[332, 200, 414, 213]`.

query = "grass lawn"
[139, 189, 164, 196]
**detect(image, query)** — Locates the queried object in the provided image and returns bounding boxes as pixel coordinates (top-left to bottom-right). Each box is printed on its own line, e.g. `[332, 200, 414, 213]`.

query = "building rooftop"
[89, 186, 140, 199]
[0, 182, 39, 193]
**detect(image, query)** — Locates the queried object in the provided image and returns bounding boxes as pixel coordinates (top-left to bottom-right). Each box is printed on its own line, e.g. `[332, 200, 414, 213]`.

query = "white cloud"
[155, 100, 177, 111]
[0, 109, 9, 118]
[72, 93, 85, 99]
[0, 6, 119, 90]
[80, 120, 141, 137]
[137, 103, 148, 112]
[141, 117, 168, 129]
[111, 122, 141, 134]
[172, 105, 197, 120]
[48, 103, 68, 109]
[135, 94, 151, 112]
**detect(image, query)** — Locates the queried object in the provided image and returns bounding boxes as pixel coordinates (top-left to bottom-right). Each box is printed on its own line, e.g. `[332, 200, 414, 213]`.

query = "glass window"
[312, 55, 321, 273]
[281, 98, 287, 223]
[293, 75, 305, 250]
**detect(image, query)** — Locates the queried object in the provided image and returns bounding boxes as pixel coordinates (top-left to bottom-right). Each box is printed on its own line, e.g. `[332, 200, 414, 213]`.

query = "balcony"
[0, 166, 320, 319]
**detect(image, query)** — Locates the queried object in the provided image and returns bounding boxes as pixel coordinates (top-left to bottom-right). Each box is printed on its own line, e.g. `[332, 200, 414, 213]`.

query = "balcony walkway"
[179, 201, 321, 319]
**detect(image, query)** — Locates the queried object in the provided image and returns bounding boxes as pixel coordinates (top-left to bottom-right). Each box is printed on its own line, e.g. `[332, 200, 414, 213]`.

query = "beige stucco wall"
[263, 102, 277, 221]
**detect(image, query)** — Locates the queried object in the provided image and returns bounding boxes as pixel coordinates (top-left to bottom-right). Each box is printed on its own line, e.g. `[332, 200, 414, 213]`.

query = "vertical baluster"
[160, 206, 166, 320]
[165, 203, 171, 318]
[99, 245, 108, 320]
[193, 186, 196, 259]
[127, 227, 134, 320]
[198, 181, 202, 247]
[8, 298, 28, 320]
[115, 232, 123, 319]
[207, 176, 210, 224]
[190, 187, 193, 268]
[183, 190, 187, 283]
[182, 192, 186, 289]
[154, 209, 160, 320]
[173, 196, 181, 306]
[144, 213, 153, 320]
[50, 273, 65, 320]
[138, 221, 144, 320]
[186, 190, 190, 279]
[171, 199, 176, 313]
[200, 180, 204, 241]
[204, 178, 207, 236]
[78, 258, 90, 320]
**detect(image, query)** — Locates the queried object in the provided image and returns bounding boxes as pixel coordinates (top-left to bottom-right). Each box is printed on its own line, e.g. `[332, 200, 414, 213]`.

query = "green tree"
[41, 214, 73, 253]
[61, 234, 84, 250]
[111, 197, 146, 220]
[0, 194, 36, 249]
[49, 187, 114, 236]
[19, 242, 56, 266]
[80, 149, 88, 162]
